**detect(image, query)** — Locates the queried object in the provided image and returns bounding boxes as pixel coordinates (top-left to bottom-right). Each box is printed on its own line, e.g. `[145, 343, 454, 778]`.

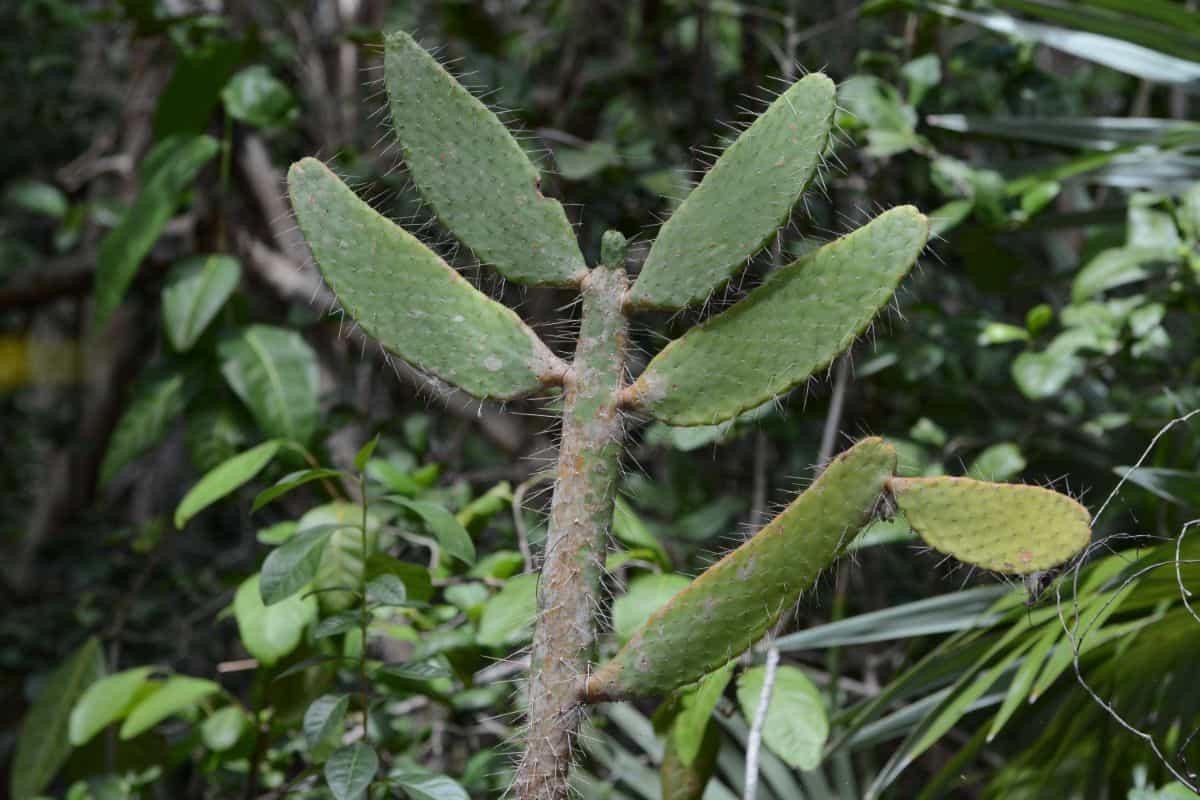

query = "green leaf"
[612, 498, 671, 568]
[736, 665, 828, 770]
[100, 370, 190, 487]
[219, 325, 320, 445]
[366, 554, 433, 603]
[161, 254, 241, 351]
[673, 661, 734, 766]
[365, 574, 407, 606]
[392, 771, 470, 800]
[221, 66, 296, 129]
[68, 667, 154, 746]
[977, 322, 1030, 346]
[306, 503, 380, 613]
[261, 525, 342, 605]
[119, 675, 220, 739]
[252, 469, 343, 512]
[477, 573, 538, 648]
[375, 661, 451, 681]
[967, 443, 1027, 482]
[10, 637, 104, 800]
[612, 573, 691, 643]
[925, 4, 1200, 85]
[313, 611, 362, 639]
[1072, 247, 1158, 301]
[174, 440, 282, 528]
[382, 32, 585, 286]
[324, 743, 378, 800]
[234, 574, 317, 666]
[353, 435, 379, 473]
[200, 706, 246, 752]
[1011, 348, 1081, 400]
[4, 179, 68, 218]
[390, 497, 475, 565]
[304, 694, 349, 760]
[553, 140, 621, 181]
[94, 134, 220, 326]
[1114, 466, 1200, 507]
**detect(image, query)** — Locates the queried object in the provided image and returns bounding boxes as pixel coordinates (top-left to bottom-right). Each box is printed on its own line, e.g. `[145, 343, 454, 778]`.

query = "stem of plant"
[514, 234, 628, 800]
[358, 473, 370, 723]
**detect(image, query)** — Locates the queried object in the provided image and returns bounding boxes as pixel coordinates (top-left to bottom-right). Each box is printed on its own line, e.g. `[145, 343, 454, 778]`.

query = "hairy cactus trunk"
[515, 239, 628, 800]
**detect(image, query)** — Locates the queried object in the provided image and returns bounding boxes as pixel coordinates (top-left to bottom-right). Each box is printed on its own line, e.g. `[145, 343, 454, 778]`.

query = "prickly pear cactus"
[889, 476, 1092, 574]
[624, 207, 929, 425]
[586, 438, 896, 701]
[627, 73, 836, 310]
[284, 28, 1086, 800]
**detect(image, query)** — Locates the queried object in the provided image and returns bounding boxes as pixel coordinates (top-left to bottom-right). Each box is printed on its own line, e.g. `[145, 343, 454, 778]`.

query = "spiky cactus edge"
[287, 31, 1091, 800]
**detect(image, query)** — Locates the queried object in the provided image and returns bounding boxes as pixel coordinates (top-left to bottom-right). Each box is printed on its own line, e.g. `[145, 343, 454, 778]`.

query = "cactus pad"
[889, 476, 1092, 574]
[627, 73, 836, 310]
[585, 438, 896, 701]
[384, 32, 586, 287]
[626, 206, 929, 426]
[288, 158, 563, 399]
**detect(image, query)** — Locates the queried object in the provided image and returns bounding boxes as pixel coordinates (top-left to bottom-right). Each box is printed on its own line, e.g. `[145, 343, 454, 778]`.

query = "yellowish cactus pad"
[889, 476, 1092, 575]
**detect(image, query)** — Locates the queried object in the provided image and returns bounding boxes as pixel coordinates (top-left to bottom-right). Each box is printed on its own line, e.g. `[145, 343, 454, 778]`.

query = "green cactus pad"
[626, 206, 928, 426]
[384, 31, 586, 287]
[586, 438, 896, 701]
[288, 158, 563, 399]
[890, 476, 1092, 575]
[626, 73, 836, 310]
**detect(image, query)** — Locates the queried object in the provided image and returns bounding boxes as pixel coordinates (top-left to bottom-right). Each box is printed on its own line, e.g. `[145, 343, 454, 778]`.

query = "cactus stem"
[514, 263, 628, 800]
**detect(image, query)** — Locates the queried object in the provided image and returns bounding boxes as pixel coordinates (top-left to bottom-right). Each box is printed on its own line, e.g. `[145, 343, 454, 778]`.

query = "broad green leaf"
[324, 742, 378, 800]
[1011, 348, 1080, 400]
[365, 574, 408, 606]
[366, 554, 433, 603]
[375, 661, 451, 681]
[673, 661, 735, 766]
[221, 66, 296, 129]
[100, 370, 189, 486]
[967, 443, 1026, 482]
[477, 573, 538, 648]
[252, 469, 343, 512]
[391, 497, 475, 564]
[174, 440, 282, 528]
[257, 521, 298, 545]
[304, 503, 380, 612]
[313, 611, 361, 639]
[201, 706, 246, 751]
[161, 254, 241, 351]
[382, 32, 585, 286]
[68, 667, 154, 745]
[304, 694, 349, 760]
[120, 675, 220, 739]
[1072, 247, 1158, 301]
[94, 134, 220, 326]
[10, 638, 104, 800]
[261, 525, 344, 605]
[393, 771, 471, 800]
[234, 574, 317, 666]
[456, 482, 513, 536]
[737, 665, 828, 770]
[611, 573, 691, 642]
[219, 325, 320, 444]
[4, 179, 67, 218]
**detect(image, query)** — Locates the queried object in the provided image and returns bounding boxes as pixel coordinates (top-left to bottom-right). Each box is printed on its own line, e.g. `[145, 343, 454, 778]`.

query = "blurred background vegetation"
[2, 1, 1199, 798]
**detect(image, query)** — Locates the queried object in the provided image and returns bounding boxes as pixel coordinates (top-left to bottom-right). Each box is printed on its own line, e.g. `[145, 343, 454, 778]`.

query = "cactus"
[889, 476, 1092, 574]
[585, 437, 896, 701]
[286, 30, 1089, 800]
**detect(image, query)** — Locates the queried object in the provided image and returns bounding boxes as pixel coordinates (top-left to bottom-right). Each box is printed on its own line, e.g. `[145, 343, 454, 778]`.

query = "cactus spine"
[286, 29, 1088, 800]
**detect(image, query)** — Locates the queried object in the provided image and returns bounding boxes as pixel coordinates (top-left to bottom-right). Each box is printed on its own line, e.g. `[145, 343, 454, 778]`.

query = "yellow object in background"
[0, 335, 80, 389]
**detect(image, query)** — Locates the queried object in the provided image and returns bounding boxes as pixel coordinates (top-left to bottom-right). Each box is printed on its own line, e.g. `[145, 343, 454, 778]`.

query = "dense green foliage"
[2, 2, 1199, 799]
